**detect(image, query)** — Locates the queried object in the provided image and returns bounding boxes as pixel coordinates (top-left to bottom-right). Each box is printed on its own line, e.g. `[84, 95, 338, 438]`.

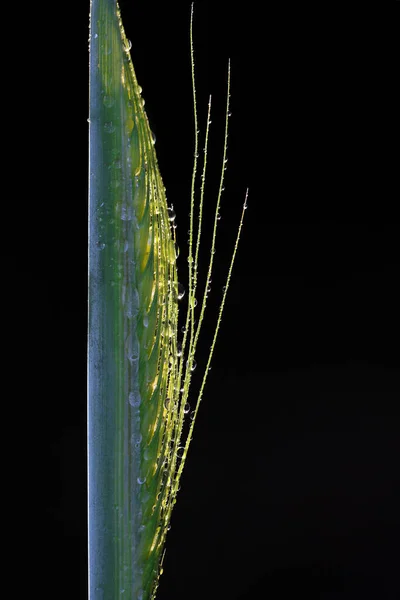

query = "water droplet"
[124, 241, 129, 252]
[141, 97, 145, 107]
[217, 212, 221, 220]
[143, 314, 149, 328]
[129, 350, 139, 363]
[103, 95, 114, 108]
[222, 285, 227, 292]
[177, 342, 183, 357]
[228, 111, 232, 116]
[104, 122, 115, 134]
[137, 476, 146, 485]
[121, 206, 133, 221]
[181, 326, 187, 334]
[164, 397, 170, 409]
[151, 130, 156, 145]
[187, 359, 197, 372]
[124, 39, 132, 52]
[184, 403, 190, 414]
[129, 391, 141, 407]
[167, 206, 176, 222]
[190, 410, 196, 420]
[176, 446, 184, 458]
[132, 433, 142, 447]
[137, 85, 143, 95]
[190, 297, 198, 308]
[94, 33, 98, 39]
[177, 283, 185, 300]
[96, 241, 106, 250]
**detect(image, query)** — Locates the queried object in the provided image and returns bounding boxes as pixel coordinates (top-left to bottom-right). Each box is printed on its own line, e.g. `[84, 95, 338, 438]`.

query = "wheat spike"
[88, 2, 247, 598]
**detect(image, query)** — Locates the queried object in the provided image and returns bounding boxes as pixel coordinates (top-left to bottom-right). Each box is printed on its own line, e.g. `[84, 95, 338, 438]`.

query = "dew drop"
[137, 476, 146, 485]
[137, 85, 143, 95]
[167, 206, 176, 222]
[177, 282, 185, 300]
[123, 206, 134, 221]
[104, 121, 115, 134]
[96, 241, 106, 250]
[190, 410, 196, 421]
[129, 391, 141, 407]
[217, 212, 221, 221]
[124, 39, 132, 52]
[184, 403, 190, 414]
[190, 297, 198, 308]
[132, 433, 142, 447]
[151, 130, 156, 145]
[187, 359, 197, 372]
[129, 350, 139, 363]
[176, 446, 184, 458]
[103, 95, 114, 108]
[143, 314, 149, 328]
[177, 342, 183, 357]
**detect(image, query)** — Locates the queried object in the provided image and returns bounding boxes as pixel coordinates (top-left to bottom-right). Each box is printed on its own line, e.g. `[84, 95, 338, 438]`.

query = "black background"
[36, 1, 399, 599]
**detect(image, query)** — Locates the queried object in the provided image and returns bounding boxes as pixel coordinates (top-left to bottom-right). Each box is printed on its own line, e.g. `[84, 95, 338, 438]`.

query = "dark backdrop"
[37, 1, 399, 599]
